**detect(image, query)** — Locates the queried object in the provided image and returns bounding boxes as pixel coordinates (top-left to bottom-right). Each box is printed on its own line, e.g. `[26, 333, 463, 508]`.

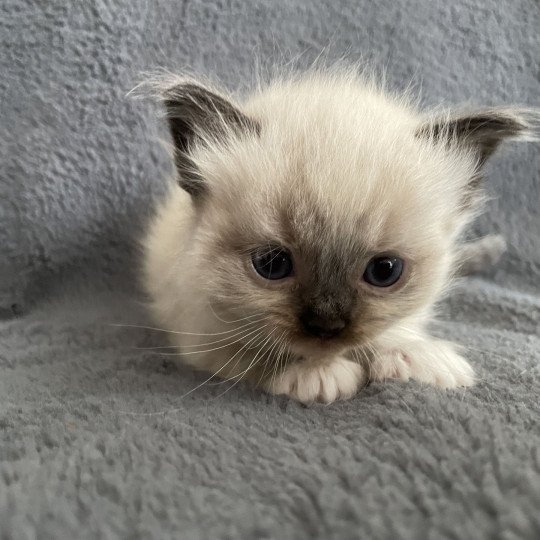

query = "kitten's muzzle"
[299, 309, 348, 340]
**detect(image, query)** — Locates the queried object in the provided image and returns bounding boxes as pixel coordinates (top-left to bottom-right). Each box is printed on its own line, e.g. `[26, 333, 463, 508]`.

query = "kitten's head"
[155, 71, 531, 357]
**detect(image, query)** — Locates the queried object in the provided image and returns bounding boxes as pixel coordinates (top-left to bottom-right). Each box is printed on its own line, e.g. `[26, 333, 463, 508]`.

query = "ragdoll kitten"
[143, 68, 534, 404]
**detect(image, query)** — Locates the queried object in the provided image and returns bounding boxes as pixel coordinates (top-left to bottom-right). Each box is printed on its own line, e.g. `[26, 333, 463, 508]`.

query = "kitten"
[142, 68, 534, 404]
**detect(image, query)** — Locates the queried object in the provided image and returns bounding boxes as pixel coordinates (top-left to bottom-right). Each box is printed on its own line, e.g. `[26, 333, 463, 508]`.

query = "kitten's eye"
[251, 247, 293, 280]
[363, 256, 404, 287]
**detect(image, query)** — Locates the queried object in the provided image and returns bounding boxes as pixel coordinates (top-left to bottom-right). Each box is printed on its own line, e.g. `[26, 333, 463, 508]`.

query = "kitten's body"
[143, 69, 533, 403]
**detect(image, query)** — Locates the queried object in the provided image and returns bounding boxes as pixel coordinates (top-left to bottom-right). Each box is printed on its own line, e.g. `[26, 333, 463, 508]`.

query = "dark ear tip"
[417, 106, 540, 159]
[477, 108, 534, 137]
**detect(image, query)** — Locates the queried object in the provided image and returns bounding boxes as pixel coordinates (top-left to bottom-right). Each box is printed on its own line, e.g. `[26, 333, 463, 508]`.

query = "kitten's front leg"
[265, 356, 367, 404]
[368, 328, 475, 388]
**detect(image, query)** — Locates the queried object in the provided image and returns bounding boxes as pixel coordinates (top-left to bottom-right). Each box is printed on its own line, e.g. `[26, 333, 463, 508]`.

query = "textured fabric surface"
[1, 1, 539, 538]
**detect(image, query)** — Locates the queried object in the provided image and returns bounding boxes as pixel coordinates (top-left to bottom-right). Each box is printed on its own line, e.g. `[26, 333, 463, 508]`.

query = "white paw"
[372, 340, 475, 389]
[266, 356, 366, 404]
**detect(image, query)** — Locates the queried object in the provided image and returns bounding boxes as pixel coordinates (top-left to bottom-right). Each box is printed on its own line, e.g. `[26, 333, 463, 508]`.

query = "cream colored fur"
[142, 68, 533, 404]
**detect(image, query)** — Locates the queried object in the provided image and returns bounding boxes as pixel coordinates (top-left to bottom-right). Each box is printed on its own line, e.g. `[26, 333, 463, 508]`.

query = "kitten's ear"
[158, 79, 259, 197]
[416, 108, 534, 167]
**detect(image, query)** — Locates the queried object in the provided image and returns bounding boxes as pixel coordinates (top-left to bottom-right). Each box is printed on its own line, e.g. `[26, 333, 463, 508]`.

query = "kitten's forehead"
[212, 142, 447, 263]
[204, 79, 472, 258]
[280, 186, 368, 261]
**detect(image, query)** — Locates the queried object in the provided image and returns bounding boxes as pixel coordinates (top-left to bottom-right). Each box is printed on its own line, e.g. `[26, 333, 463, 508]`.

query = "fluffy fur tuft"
[142, 68, 536, 404]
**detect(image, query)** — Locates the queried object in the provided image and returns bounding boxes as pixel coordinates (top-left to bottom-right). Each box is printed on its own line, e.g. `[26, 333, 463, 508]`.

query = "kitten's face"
[191, 130, 462, 358]
[157, 72, 527, 358]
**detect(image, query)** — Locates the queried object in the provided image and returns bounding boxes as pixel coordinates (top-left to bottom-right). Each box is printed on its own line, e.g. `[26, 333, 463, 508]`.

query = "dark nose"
[300, 311, 347, 339]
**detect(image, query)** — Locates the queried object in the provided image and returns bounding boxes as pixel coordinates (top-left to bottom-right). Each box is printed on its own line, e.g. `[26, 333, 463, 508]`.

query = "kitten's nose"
[300, 311, 347, 339]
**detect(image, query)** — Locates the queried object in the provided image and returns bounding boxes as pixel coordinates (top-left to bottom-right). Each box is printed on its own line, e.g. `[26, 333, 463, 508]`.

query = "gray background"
[1, 1, 538, 538]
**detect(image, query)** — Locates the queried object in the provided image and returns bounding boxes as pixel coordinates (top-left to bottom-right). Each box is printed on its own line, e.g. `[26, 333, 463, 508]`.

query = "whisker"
[133, 320, 266, 350]
[151, 325, 269, 356]
[361, 347, 374, 382]
[207, 301, 263, 324]
[110, 318, 266, 337]
[363, 342, 383, 380]
[174, 331, 266, 400]
[212, 333, 273, 398]
[118, 330, 266, 416]
[351, 348, 372, 388]
[220, 329, 277, 385]
[210, 330, 276, 386]
[268, 341, 281, 391]
[224, 330, 271, 381]
[281, 341, 293, 379]
[270, 337, 289, 391]
[255, 330, 287, 387]
[351, 348, 369, 382]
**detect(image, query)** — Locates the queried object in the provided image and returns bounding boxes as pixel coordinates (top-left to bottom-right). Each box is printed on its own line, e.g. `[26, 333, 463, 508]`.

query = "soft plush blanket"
[1, 1, 538, 538]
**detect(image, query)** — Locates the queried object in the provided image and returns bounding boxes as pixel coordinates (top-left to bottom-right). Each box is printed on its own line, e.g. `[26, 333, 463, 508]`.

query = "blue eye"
[252, 247, 293, 280]
[363, 256, 404, 287]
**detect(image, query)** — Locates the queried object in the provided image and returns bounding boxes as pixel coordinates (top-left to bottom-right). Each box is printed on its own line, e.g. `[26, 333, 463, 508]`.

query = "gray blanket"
[1, 1, 538, 538]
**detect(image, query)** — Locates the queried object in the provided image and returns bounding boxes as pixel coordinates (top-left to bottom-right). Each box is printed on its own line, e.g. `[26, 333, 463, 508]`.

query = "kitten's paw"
[266, 356, 366, 404]
[372, 340, 475, 389]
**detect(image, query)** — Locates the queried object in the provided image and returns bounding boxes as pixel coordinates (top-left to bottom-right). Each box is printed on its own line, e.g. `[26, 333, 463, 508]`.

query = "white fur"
[143, 68, 532, 404]
[266, 356, 367, 404]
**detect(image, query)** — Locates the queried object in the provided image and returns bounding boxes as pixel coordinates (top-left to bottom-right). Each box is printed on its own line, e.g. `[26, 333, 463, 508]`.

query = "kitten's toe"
[434, 351, 475, 388]
[266, 356, 365, 404]
[371, 350, 412, 381]
[416, 343, 475, 388]
[372, 341, 475, 389]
